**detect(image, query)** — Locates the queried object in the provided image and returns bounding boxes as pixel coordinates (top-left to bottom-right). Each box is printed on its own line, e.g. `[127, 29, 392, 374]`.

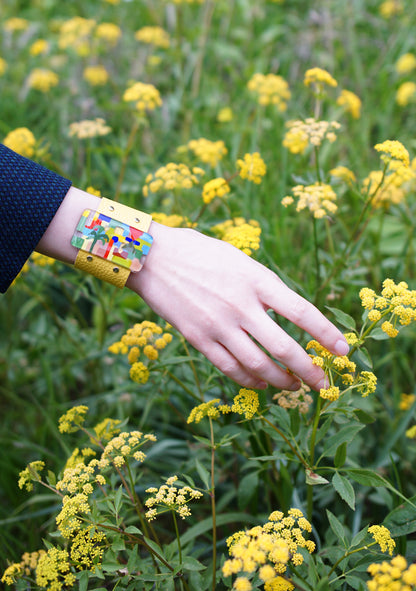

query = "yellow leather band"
[74, 198, 152, 288]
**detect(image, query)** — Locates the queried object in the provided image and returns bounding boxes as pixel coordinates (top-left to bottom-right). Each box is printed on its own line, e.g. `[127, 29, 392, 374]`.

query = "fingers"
[258, 276, 349, 356]
[195, 340, 269, 390]
[242, 313, 328, 390]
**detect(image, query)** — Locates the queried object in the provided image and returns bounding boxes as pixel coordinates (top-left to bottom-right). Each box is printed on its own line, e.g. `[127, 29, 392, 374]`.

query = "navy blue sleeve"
[0, 144, 72, 293]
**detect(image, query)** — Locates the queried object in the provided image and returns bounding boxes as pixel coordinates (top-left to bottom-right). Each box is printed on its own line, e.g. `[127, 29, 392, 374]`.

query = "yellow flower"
[247, 72, 291, 110]
[69, 118, 111, 139]
[18, 461, 45, 491]
[406, 425, 416, 439]
[130, 361, 150, 384]
[95, 22, 121, 44]
[28, 68, 59, 92]
[36, 548, 75, 589]
[143, 163, 204, 195]
[144, 475, 203, 521]
[151, 212, 195, 227]
[59, 405, 89, 433]
[237, 152, 267, 183]
[283, 118, 341, 154]
[231, 389, 260, 419]
[283, 183, 337, 219]
[379, 0, 403, 18]
[212, 218, 262, 256]
[123, 81, 162, 113]
[396, 81, 416, 106]
[187, 138, 228, 167]
[29, 39, 49, 56]
[217, 107, 233, 122]
[363, 169, 406, 208]
[31, 252, 55, 267]
[395, 52, 416, 75]
[304, 67, 337, 89]
[368, 556, 416, 590]
[135, 26, 170, 48]
[368, 525, 396, 555]
[320, 385, 340, 401]
[234, 577, 252, 591]
[336, 89, 362, 118]
[187, 399, 231, 423]
[3, 127, 36, 158]
[202, 177, 230, 203]
[86, 186, 102, 196]
[1, 563, 23, 585]
[83, 65, 109, 86]
[59, 17, 96, 54]
[3, 18, 29, 32]
[399, 393, 416, 411]
[330, 166, 356, 185]
[374, 139, 410, 166]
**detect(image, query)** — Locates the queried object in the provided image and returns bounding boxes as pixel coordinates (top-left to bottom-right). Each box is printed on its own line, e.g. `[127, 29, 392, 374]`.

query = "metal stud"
[113, 267, 120, 274]
[86, 255, 93, 262]
[108, 205, 115, 212]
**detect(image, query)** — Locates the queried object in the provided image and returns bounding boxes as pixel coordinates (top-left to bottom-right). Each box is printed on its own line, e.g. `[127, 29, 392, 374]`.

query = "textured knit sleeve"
[0, 144, 72, 293]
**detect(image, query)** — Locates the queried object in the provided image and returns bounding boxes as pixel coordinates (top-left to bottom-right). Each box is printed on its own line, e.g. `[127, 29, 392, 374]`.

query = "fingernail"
[288, 378, 302, 391]
[316, 377, 329, 391]
[334, 339, 349, 356]
[255, 380, 268, 390]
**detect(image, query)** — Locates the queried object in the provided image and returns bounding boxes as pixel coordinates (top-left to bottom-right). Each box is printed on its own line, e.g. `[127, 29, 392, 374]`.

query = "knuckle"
[246, 354, 269, 374]
[271, 338, 291, 362]
[288, 298, 308, 324]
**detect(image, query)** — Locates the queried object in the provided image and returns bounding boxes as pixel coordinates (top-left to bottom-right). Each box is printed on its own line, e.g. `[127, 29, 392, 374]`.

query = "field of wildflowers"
[1, 0, 416, 589]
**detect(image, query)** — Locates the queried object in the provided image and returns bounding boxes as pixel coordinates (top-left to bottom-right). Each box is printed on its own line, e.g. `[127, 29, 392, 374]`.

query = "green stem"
[327, 541, 377, 578]
[307, 395, 323, 520]
[259, 416, 309, 468]
[115, 117, 140, 201]
[209, 417, 217, 591]
[172, 510, 183, 564]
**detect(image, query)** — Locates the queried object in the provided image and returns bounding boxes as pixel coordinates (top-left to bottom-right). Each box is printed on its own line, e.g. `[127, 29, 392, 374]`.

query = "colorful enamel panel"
[71, 209, 153, 273]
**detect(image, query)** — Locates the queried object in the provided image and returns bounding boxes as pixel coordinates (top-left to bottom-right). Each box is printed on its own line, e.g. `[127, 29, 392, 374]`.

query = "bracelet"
[71, 197, 153, 288]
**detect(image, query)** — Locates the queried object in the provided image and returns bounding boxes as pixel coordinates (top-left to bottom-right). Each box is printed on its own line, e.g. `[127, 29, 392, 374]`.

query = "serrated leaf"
[353, 409, 376, 424]
[350, 526, 369, 548]
[344, 468, 387, 487]
[326, 306, 356, 330]
[334, 442, 347, 468]
[332, 472, 355, 510]
[383, 495, 416, 537]
[368, 327, 390, 340]
[321, 424, 364, 459]
[182, 556, 206, 572]
[124, 525, 142, 535]
[326, 509, 347, 546]
[353, 347, 373, 369]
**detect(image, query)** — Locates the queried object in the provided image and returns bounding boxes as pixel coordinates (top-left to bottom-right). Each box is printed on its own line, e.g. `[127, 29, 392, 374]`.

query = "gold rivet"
[135, 217, 141, 223]
[86, 255, 93, 262]
[113, 267, 119, 274]
[109, 205, 115, 212]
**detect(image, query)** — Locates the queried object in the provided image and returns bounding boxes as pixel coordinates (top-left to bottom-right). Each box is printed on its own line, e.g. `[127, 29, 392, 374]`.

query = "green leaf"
[344, 468, 387, 487]
[334, 442, 347, 468]
[77, 571, 90, 591]
[321, 424, 364, 459]
[316, 577, 331, 591]
[124, 525, 142, 535]
[383, 495, 416, 537]
[326, 509, 348, 546]
[181, 556, 206, 572]
[368, 327, 390, 340]
[114, 485, 123, 515]
[238, 471, 258, 509]
[326, 306, 356, 330]
[353, 409, 376, 424]
[353, 347, 373, 369]
[195, 458, 211, 490]
[332, 472, 355, 510]
[350, 526, 369, 548]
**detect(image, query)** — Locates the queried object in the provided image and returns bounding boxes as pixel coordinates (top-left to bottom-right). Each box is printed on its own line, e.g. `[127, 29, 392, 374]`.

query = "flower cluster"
[336, 89, 362, 119]
[69, 118, 111, 139]
[212, 218, 262, 256]
[95, 22, 121, 44]
[145, 475, 203, 521]
[142, 162, 205, 196]
[379, 0, 404, 19]
[83, 64, 109, 86]
[59, 16, 96, 55]
[283, 118, 341, 154]
[36, 548, 76, 590]
[18, 461, 45, 492]
[187, 398, 231, 424]
[151, 211, 195, 227]
[330, 166, 357, 185]
[367, 555, 416, 590]
[273, 384, 313, 414]
[28, 68, 59, 92]
[123, 81, 162, 113]
[231, 388, 260, 419]
[1, 551, 46, 586]
[236, 152, 267, 183]
[186, 138, 228, 167]
[303, 67, 338, 89]
[58, 405, 89, 433]
[3, 127, 37, 158]
[247, 72, 291, 110]
[3, 17, 29, 32]
[282, 182, 337, 219]
[202, 177, 230, 204]
[223, 508, 314, 591]
[359, 279, 416, 338]
[368, 525, 396, 555]
[306, 340, 377, 401]
[135, 26, 170, 48]
[374, 139, 410, 167]
[396, 81, 416, 106]
[108, 320, 173, 384]
[29, 39, 49, 56]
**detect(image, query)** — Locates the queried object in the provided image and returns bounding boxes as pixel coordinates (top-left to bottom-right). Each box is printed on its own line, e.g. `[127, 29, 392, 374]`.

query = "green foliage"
[2, 0, 416, 590]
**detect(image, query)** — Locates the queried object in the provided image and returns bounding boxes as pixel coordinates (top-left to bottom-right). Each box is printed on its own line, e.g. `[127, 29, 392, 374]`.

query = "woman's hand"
[130, 222, 349, 391]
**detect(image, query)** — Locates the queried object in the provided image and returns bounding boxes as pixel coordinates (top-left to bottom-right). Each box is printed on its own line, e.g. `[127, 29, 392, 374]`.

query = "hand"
[130, 222, 349, 391]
